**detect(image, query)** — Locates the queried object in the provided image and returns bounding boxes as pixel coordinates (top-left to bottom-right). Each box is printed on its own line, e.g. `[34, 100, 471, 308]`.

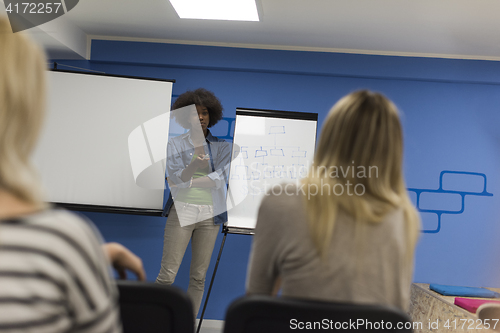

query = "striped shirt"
[0, 209, 121, 333]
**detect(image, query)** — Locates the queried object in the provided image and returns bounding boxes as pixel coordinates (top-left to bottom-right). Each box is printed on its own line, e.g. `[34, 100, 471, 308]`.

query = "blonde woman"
[0, 17, 145, 332]
[246, 90, 420, 310]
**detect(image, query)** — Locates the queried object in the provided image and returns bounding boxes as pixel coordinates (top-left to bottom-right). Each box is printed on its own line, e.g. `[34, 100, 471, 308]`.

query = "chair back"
[224, 295, 413, 333]
[117, 280, 194, 333]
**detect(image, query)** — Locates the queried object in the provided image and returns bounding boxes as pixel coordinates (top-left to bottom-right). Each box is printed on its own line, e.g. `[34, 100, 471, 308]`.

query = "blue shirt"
[162, 129, 233, 225]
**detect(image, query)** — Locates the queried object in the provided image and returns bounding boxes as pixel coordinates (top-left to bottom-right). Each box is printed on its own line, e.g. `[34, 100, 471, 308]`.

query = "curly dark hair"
[172, 88, 224, 129]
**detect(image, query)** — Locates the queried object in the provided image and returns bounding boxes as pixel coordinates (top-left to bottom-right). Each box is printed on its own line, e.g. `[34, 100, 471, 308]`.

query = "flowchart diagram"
[230, 125, 311, 196]
[226, 111, 318, 231]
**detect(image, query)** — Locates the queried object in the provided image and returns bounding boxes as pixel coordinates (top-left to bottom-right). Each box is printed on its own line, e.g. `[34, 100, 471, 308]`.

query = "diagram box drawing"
[270, 149, 285, 156]
[274, 165, 285, 178]
[233, 165, 249, 180]
[269, 126, 285, 134]
[419, 192, 462, 212]
[441, 172, 486, 194]
[420, 212, 440, 232]
[255, 149, 268, 157]
[240, 147, 249, 159]
[408, 191, 418, 207]
[289, 164, 307, 179]
[263, 167, 274, 179]
[291, 150, 307, 158]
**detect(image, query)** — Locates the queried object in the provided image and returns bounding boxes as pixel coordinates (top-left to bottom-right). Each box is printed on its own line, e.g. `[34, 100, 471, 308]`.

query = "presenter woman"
[246, 90, 420, 311]
[156, 89, 232, 317]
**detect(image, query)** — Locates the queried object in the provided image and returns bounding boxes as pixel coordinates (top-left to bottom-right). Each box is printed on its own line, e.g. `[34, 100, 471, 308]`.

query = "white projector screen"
[32, 70, 174, 215]
[225, 108, 318, 234]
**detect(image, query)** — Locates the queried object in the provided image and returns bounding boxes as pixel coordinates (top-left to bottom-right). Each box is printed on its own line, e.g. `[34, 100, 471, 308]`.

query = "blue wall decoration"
[409, 171, 493, 233]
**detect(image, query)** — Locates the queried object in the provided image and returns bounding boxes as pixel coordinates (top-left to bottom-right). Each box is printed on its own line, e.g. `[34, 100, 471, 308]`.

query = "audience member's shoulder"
[26, 208, 99, 239]
[261, 183, 303, 211]
[3, 209, 105, 262]
[384, 206, 405, 222]
[265, 183, 302, 197]
[256, 183, 305, 233]
[384, 206, 407, 231]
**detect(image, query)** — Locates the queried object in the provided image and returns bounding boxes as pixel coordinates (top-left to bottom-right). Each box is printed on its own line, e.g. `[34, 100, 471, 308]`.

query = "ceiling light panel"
[169, 0, 259, 21]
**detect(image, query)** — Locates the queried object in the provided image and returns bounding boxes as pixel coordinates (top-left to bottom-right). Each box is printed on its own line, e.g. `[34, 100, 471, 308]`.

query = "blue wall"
[53, 40, 500, 320]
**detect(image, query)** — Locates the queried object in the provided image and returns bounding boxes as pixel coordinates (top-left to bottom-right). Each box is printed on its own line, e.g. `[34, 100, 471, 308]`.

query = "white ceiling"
[2, 0, 500, 61]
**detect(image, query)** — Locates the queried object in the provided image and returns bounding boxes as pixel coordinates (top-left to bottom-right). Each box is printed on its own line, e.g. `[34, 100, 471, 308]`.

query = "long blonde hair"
[0, 17, 47, 206]
[303, 90, 420, 258]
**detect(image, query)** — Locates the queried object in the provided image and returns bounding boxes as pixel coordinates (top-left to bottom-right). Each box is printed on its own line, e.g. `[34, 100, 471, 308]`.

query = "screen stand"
[196, 230, 228, 333]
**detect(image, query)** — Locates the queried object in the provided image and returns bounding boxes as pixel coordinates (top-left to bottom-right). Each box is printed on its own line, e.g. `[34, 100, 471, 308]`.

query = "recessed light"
[169, 0, 259, 21]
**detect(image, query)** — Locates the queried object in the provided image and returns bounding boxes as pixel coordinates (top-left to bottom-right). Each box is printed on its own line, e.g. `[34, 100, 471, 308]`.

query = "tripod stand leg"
[196, 231, 228, 333]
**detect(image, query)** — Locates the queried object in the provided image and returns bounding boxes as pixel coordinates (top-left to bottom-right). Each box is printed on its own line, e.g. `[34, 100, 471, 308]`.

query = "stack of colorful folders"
[455, 298, 500, 314]
[430, 284, 500, 298]
[429, 284, 500, 313]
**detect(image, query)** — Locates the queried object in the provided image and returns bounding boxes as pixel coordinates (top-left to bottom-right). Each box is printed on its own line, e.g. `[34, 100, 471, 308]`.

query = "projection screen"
[32, 70, 174, 215]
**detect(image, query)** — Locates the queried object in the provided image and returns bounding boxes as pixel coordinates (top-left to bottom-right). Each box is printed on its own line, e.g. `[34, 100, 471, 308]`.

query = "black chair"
[116, 280, 194, 333]
[224, 295, 413, 333]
